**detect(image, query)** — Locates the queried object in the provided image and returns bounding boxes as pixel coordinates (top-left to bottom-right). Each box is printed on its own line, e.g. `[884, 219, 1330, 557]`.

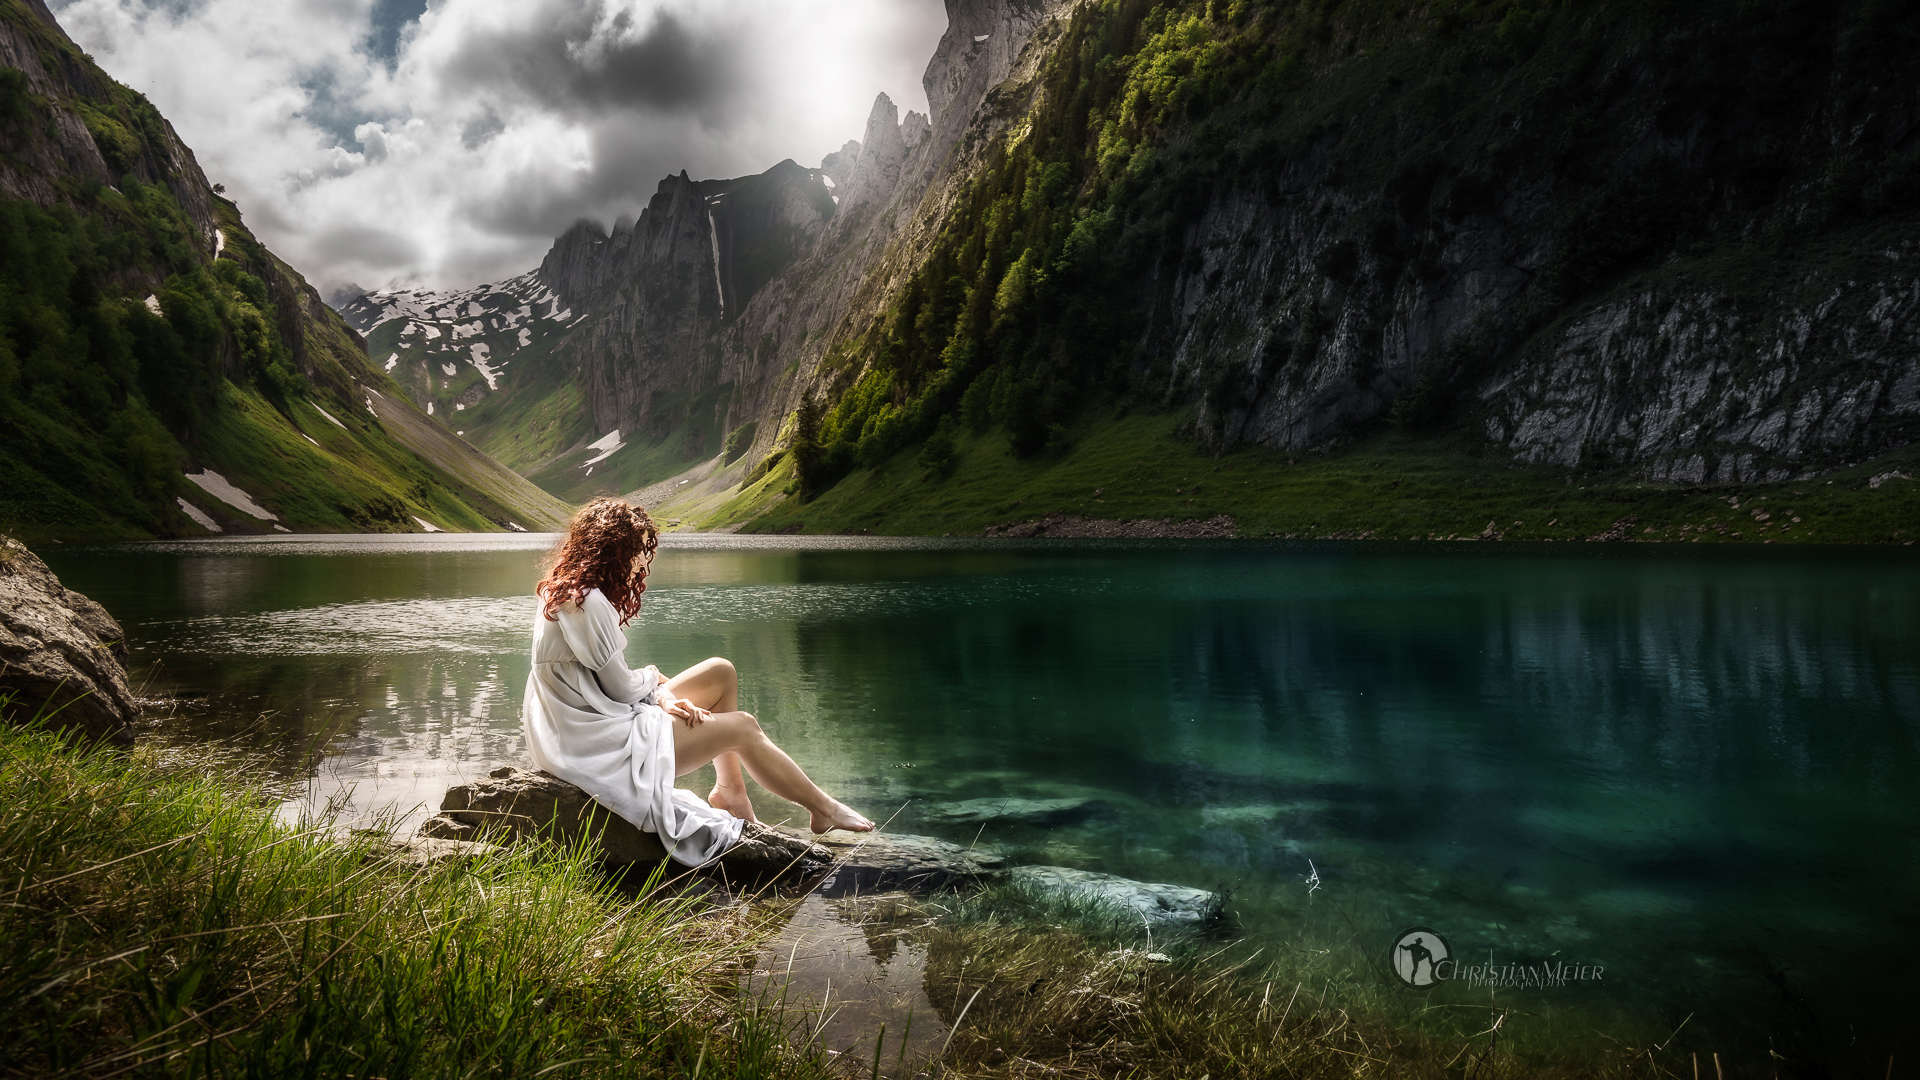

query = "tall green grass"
[0, 717, 830, 1080]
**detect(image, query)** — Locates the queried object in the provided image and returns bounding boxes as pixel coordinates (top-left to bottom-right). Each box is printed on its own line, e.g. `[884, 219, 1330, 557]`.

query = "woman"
[522, 497, 873, 866]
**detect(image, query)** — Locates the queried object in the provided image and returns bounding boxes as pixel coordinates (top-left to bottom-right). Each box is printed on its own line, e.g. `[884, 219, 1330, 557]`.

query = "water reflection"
[747, 894, 948, 1071]
[38, 536, 1920, 1065]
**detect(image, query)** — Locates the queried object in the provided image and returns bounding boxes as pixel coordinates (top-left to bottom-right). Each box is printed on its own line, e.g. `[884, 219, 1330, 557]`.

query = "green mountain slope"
[0, 0, 569, 540]
[779, 0, 1920, 500]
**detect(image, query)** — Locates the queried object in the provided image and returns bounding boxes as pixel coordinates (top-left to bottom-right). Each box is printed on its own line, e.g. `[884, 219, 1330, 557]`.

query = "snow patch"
[212, 228, 225, 256]
[517, 327, 532, 347]
[441, 362, 458, 376]
[301, 433, 320, 447]
[427, 401, 434, 415]
[467, 302, 485, 317]
[973, 32, 991, 41]
[272, 524, 291, 533]
[175, 497, 221, 532]
[455, 403, 465, 410]
[506, 521, 526, 532]
[144, 294, 162, 315]
[582, 428, 624, 467]
[411, 516, 443, 533]
[185, 470, 278, 520]
[468, 343, 499, 389]
[384, 353, 398, 371]
[422, 325, 442, 340]
[312, 403, 349, 429]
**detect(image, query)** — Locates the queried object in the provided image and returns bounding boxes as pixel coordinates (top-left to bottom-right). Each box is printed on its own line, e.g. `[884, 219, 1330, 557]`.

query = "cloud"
[47, 0, 948, 292]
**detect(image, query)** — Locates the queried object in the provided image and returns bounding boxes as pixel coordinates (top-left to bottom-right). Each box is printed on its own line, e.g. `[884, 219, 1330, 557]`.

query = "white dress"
[522, 587, 743, 866]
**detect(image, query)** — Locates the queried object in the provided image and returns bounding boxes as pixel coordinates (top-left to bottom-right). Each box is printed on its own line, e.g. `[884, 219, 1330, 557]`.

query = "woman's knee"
[716, 710, 763, 745]
[706, 656, 737, 681]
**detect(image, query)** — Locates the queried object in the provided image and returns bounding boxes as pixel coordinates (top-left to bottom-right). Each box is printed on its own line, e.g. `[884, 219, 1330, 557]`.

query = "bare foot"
[810, 799, 874, 834]
[708, 785, 759, 823]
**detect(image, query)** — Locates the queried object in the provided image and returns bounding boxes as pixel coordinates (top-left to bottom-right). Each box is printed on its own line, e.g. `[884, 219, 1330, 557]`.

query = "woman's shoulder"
[548, 587, 615, 619]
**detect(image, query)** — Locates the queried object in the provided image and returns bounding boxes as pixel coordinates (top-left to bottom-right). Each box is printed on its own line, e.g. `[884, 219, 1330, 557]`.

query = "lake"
[43, 534, 1920, 1070]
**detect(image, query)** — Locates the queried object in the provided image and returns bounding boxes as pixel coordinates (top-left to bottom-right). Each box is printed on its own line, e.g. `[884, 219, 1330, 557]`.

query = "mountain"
[336, 0, 1064, 509]
[339, 0, 1920, 540]
[0, 0, 569, 540]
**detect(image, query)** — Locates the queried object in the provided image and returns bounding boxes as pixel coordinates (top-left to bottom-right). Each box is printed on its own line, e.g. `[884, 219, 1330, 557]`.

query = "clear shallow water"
[43, 534, 1920, 1070]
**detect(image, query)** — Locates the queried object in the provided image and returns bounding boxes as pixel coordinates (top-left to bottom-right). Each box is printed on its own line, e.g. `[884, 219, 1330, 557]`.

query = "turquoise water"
[43, 535, 1920, 1072]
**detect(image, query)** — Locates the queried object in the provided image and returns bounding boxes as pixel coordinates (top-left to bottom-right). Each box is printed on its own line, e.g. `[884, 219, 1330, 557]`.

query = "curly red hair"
[538, 497, 660, 625]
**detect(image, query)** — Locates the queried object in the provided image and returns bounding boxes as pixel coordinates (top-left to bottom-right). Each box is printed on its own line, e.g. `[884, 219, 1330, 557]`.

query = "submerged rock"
[424, 766, 831, 882]
[1011, 865, 1224, 926]
[799, 829, 1009, 896]
[0, 537, 138, 745]
[930, 795, 1108, 826]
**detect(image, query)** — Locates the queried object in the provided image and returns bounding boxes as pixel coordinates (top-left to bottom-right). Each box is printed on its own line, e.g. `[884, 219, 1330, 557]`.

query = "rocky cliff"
[350, 0, 1920, 515]
[339, 0, 1081, 503]
[0, 0, 569, 538]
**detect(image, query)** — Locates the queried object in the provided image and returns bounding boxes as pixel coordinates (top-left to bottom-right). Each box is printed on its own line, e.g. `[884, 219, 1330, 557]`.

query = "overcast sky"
[49, 0, 948, 295]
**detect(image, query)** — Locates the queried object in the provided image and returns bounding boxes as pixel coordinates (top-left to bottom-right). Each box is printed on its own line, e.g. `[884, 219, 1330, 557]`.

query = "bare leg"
[671, 710, 873, 833]
[664, 658, 756, 822]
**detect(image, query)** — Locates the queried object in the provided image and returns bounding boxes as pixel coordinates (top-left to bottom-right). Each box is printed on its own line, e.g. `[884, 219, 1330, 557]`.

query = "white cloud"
[48, 0, 947, 292]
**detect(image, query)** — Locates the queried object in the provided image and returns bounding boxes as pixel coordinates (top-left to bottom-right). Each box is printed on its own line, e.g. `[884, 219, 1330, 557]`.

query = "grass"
[704, 411, 1920, 545]
[0, 706, 1847, 1080]
[0, 717, 832, 1080]
[815, 879, 1725, 1080]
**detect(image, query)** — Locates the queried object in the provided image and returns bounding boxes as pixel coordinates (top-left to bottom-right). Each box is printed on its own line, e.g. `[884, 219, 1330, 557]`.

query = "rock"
[417, 814, 484, 842]
[1010, 865, 1224, 926]
[929, 795, 1109, 826]
[430, 766, 831, 882]
[0, 537, 138, 745]
[364, 833, 503, 868]
[709, 821, 834, 886]
[797, 829, 1009, 896]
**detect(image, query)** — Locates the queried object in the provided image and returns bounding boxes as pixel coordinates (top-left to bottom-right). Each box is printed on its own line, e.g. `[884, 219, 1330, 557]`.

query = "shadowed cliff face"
[1124, 7, 1920, 483]
[417, 0, 1920, 506]
[411, 0, 1075, 496]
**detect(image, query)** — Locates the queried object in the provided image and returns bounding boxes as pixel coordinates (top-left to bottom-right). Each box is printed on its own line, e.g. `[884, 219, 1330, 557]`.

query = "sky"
[48, 0, 949, 295]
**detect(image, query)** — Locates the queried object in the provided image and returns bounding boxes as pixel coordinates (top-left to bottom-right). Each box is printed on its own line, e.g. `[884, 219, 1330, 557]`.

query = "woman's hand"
[660, 693, 711, 728]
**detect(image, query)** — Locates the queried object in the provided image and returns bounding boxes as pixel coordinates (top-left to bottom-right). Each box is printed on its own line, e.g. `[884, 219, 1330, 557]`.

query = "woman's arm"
[652, 684, 711, 727]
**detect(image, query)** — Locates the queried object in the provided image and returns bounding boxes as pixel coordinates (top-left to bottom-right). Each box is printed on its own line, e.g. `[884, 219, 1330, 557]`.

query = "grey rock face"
[1010, 865, 1224, 926]
[1482, 274, 1920, 481]
[922, 0, 1071, 135]
[0, 537, 138, 745]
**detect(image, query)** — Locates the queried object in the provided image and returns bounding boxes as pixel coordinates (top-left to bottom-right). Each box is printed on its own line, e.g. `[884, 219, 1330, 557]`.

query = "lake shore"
[2, 719, 1804, 1080]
